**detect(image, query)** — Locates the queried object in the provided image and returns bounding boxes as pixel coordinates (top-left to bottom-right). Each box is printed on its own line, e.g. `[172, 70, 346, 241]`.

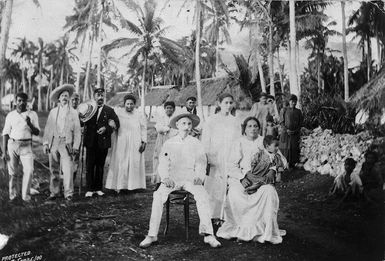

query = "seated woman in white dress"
[217, 117, 286, 244]
[105, 94, 147, 192]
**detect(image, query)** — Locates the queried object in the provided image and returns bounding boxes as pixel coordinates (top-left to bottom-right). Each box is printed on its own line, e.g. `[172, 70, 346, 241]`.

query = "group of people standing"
[1, 84, 303, 248]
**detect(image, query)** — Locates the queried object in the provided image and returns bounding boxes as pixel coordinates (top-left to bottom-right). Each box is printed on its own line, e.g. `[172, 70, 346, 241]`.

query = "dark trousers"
[85, 146, 108, 191]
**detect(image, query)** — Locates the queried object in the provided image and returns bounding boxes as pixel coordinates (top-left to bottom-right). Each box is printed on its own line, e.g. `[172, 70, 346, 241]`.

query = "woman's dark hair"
[241, 116, 260, 135]
[16, 92, 28, 101]
[164, 101, 176, 109]
[263, 135, 279, 148]
[123, 94, 136, 104]
[215, 92, 235, 114]
[217, 92, 234, 103]
[289, 94, 298, 102]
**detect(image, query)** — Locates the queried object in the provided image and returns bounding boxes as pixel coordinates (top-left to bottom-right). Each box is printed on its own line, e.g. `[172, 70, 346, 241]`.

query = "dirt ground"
[0, 112, 384, 261]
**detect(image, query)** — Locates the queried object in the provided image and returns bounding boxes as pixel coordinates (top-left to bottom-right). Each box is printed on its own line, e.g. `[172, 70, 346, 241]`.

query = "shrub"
[300, 87, 356, 134]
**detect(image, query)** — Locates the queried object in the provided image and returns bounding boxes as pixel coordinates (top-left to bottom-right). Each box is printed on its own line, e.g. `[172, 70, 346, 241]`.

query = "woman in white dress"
[152, 101, 178, 184]
[217, 117, 285, 244]
[105, 94, 147, 191]
[202, 93, 241, 222]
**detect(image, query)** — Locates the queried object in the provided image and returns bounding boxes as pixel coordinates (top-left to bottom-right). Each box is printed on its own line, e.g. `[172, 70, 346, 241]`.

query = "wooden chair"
[163, 190, 193, 241]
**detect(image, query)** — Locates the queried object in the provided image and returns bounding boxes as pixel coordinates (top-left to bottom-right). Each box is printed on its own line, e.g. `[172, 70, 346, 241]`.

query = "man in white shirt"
[43, 84, 81, 201]
[140, 113, 221, 248]
[2, 92, 40, 202]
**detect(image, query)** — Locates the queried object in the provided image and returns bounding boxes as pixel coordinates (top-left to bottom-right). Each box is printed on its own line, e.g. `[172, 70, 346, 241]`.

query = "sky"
[7, 0, 370, 74]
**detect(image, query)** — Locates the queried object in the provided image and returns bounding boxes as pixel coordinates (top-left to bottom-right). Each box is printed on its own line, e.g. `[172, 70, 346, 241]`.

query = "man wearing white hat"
[43, 84, 81, 201]
[139, 113, 221, 248]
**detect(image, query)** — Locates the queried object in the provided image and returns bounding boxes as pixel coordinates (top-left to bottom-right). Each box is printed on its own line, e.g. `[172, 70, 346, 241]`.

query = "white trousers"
[7, 140, 34, 201]
[49, 137, 73, 198]
[148, 182, 214, 237]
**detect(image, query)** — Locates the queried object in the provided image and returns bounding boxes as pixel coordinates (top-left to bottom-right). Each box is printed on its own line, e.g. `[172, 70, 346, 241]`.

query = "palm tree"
[203, 0, 231, 76]
[348, 1, 385, 81]
[65, 0, 118, 95]
[0, 0, 13, 110]
[103, 0, 183, 114]
[195, 0, 204, 118]
[55, 36, 77, 85]
[341, 0, 349, 102]
[304, 21, 341, 91]
[0, 0, 40, 109]
[35, 37, 45, 111]
[44, 43, 57, 110]
[289, 0, 298, 98]
[11, 38, 37, 94]
[64, 0, 93, 94]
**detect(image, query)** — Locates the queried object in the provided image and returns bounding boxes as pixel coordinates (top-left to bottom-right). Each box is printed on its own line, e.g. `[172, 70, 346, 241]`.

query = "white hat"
[50, 84, 75, 102]
[169, 113, 200, 129]
[78, 100, 98, 122]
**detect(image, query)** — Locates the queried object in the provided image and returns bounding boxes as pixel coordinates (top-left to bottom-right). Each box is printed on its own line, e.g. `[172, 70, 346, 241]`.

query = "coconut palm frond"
[102, 37, 139, 53]
[120, 18, 143, 36]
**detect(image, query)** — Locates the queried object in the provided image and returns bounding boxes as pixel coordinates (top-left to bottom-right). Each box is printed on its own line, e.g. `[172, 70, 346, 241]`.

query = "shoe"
[204, 235, 221, 248]
[95, 191, 104, 197]
[139, 236, 158, 248]
[46, 195, 56, 201]
[279, 229, 287, 237]
[85, 191, 94, 198]
[66, 196, 73, 201]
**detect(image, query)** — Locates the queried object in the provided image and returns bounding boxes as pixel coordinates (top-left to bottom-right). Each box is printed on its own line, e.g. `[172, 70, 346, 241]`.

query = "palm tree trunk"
[141, 56, 147, 115]
[60, 63, 64, 85]
[317, 54, 321, 91]
[0, 0, 13, 111]
[195, 0, 204, 120]
[252, 24, 266, 93]
[296, 41, 300, 94]
[277, 49, 284, 94]
[38, 85, 42, 111]
[28, 75, 32, 96]
[0, 78, 4, 110]
[289, 0, 298, 97]
[341, 0, 349, 102]
[97, 12, 103, 89]
[22, 68, 27, 93]
[76, 33, 87, 94]
[367, 34, 371, 81]
[215, 30, 220, 76]
[84, 34, 94, 101]
[46, 66, 54, 111]
[38, 61, 42, 111]
[268, 6, 274, 96]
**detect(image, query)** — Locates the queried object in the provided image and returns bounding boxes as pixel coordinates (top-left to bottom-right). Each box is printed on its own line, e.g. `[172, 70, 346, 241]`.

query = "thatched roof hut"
[107, 76, 241, 107]
[350, 69, 385, 114]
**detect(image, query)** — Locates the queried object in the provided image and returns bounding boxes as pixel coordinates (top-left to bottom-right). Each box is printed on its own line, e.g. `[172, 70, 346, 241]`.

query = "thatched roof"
[350, 69, 385, 113]
[107, 76, 240, 107]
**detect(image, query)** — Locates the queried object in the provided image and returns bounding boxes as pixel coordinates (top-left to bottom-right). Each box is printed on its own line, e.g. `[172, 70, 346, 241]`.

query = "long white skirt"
[217, 183, 283, 244]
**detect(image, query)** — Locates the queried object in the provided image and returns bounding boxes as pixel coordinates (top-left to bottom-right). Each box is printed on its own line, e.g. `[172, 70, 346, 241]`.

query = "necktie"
[97, 106, 102, 120]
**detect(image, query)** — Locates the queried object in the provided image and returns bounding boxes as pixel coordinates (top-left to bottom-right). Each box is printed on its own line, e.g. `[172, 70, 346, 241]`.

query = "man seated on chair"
[139, 113, 221, 248]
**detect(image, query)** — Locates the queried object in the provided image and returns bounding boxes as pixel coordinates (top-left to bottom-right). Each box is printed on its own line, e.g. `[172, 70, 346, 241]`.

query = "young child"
[242, 135, 286, 194]
[139, 113, 221, 248]
[264, 114, 279, 139]
[329, 158, 357, 197]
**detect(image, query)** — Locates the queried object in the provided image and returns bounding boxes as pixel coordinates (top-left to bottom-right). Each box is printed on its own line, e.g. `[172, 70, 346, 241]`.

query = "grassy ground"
[0, 111, 384, 261]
